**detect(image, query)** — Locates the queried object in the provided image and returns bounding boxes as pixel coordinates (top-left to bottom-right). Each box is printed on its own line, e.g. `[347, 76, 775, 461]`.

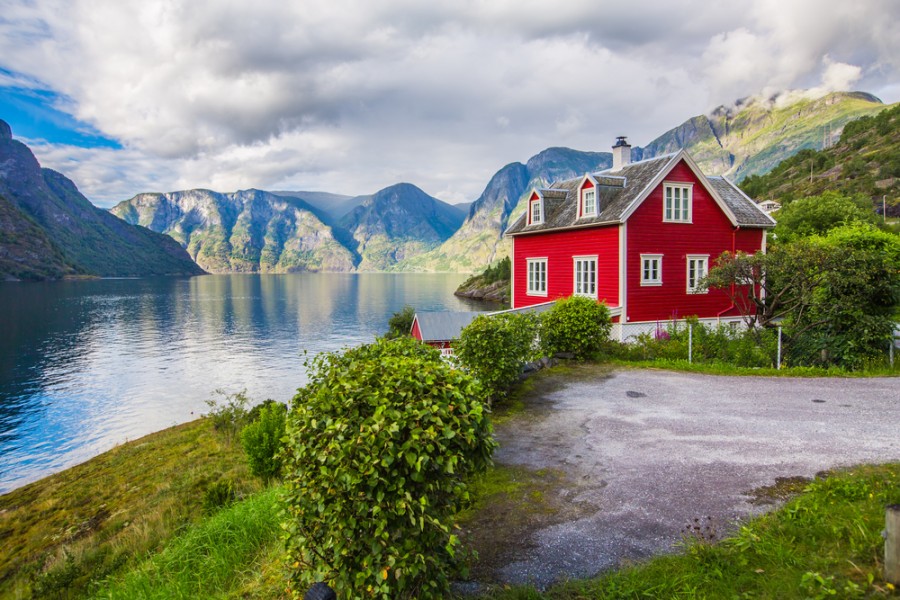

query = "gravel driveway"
[488, 366, 900, 588]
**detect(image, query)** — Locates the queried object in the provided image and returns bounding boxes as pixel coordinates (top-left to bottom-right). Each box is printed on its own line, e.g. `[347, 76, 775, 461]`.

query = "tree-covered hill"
[740, 104, 900, 217]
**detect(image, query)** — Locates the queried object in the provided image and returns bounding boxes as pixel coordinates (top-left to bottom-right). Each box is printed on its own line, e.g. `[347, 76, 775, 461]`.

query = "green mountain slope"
[0, 192, 76, 280]
[0, 120, 203, 279]
[739, 103, 900, 216]
[639, 91, 889, 181]
[341, 183, 467, 271]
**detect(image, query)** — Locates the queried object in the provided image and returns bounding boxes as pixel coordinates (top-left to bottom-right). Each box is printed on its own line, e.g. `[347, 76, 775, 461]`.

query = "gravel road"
[489, 366, 900, 588]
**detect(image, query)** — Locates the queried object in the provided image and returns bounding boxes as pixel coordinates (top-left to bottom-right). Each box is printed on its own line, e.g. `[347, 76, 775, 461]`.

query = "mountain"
[738, 103, 900, 215]
[111, 183, 464, 272]
[111, 189, 356, 273]
[399, 91, 892, 273]
[638, 91, 887, 180]
[0, 120, 203, 280]
[397, 148, 611, 272]
[339, 183, 466, 270]
[269, 190, 358, 223]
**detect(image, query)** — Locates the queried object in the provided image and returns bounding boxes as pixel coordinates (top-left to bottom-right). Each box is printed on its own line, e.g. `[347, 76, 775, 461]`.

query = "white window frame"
[581, 187, 597, 217]
[686, 254, 709, 294]
[640, 254, 663, 286]
[530, 199, 543, 225]
[527, 258, 548, 296]
[663, 182, 693, 223]
[573, 255, 598, 299]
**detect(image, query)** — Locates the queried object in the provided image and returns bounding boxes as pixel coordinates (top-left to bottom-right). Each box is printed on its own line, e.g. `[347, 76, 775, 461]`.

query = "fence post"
[777, 326, 782, 370]
[891, 336, 895, 368]
[887, 504, 900, 585]
[688, 323, 693, 364]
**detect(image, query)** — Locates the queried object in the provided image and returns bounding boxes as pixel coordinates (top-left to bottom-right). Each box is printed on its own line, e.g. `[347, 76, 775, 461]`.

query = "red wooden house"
[504, 138, 775, 340]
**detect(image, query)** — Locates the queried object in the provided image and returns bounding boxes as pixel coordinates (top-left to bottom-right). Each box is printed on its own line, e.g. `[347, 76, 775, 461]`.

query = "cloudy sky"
[1, 0, 898, 207]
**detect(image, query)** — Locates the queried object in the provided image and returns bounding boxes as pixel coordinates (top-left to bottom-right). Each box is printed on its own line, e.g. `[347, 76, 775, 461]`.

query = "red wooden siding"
[411, 317, 422, 341]
[512, 226, 619, 309]
[625, 160, 765, 322]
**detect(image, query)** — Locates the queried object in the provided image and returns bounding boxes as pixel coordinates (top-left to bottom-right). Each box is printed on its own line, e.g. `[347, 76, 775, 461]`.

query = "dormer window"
[529, 197, 543, 225]
[581, 188, 596, 217]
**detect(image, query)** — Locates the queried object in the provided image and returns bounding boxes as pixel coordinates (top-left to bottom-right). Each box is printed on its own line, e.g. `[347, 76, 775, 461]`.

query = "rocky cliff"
[0, 120, 203, 280]
[112, 189, 356, 273]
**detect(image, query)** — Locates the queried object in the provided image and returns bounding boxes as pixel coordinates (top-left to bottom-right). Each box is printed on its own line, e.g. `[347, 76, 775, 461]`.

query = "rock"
[0, 120, 11, 140]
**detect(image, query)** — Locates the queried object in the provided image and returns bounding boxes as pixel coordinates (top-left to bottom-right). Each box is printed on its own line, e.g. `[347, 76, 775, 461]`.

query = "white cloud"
[2, 0, 899, 207]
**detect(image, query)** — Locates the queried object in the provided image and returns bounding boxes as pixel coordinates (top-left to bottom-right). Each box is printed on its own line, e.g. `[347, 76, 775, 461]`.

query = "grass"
[475, 464, 900, 599]
[608, 357, 900, 377]
[91, 486, 283, 599]
[0, 419, 263, 600]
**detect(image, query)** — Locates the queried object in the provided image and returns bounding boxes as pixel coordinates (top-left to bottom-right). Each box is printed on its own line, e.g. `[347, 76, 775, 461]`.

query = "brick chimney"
[612, 136, 631, 171]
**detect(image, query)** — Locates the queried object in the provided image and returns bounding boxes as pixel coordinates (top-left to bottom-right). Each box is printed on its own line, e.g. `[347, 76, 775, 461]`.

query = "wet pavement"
[488, 366, 900, 588]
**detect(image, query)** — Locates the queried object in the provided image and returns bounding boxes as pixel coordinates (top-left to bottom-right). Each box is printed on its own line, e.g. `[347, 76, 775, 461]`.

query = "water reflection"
[0, 273, 484, 493]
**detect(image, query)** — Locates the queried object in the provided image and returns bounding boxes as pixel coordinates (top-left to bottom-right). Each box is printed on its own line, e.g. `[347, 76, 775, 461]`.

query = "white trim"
[526, 257, 548, 296]
[578, 174, 599, 218]
[640, 254, 663, 286]
[662, 182, 693, 223]
[529, 196, 544, 225]
[619, 222, 627, 321]
[572, 255, 598, 299]
[510, 239, 516, 308]
[686, 254, 709, 294]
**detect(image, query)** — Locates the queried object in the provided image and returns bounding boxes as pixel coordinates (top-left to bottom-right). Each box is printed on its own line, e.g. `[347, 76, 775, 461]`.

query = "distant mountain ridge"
[111, 183, 465, 273]
[0, 120, 202, 280]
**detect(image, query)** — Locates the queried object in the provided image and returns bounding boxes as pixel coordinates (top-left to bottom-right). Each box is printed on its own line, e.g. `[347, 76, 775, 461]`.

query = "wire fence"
[610, 318, 900, 371]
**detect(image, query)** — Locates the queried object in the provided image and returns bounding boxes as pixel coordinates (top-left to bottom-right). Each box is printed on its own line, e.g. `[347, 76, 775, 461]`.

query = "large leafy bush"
[240, 401, 287, 483]
[282, 337, 495, 599]
[454, 312, 538, 401]
[540, 296, 612, 359]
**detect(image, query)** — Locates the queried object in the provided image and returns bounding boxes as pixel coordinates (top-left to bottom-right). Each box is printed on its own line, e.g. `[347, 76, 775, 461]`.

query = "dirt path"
[472, 365, 900, 589]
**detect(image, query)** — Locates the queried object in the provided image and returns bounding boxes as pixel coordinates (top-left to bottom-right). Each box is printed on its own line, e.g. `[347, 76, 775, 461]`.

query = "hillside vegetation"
[741, 103, 900, 216]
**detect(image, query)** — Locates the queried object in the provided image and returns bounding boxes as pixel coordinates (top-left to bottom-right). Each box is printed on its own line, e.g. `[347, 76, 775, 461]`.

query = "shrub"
[540, 296, 612, 359]
[385, 305, 416, 339]
[240, 402, 287, 483]
[282, 337, 495, 600]
[204, 389, 250, 443]
[455, 312, 538, 401]
[203, 479, 236, 514]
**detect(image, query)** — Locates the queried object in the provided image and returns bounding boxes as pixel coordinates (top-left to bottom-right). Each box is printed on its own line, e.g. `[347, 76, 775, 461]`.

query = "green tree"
[455, 312, 538, 402]
[385, 305, 415, 339]
[282, 337, 495, 599]
[705, 223, 900, 368]
[539, 296, 612, 360]
[773, 191, 878, 242]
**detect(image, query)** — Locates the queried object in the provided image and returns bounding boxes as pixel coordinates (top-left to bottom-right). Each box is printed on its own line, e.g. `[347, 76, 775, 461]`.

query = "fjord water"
[0, 273, 485, 493]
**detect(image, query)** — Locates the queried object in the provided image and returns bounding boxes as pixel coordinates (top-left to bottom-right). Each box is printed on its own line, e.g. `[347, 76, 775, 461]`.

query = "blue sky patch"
[0, 75, 121, 149]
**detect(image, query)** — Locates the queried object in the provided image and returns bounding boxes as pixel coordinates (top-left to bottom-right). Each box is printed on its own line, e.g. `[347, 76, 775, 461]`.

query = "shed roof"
[412, 311, 484, 342]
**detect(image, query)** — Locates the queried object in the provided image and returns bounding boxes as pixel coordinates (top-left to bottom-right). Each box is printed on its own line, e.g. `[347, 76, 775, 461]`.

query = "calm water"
[0, 273, 488, 493]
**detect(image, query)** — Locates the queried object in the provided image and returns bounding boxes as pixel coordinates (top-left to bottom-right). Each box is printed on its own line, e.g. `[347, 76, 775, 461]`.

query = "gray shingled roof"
[412, 311, 483, 342]
[706, 176, 777, 227]
[505, 151, 774, 236]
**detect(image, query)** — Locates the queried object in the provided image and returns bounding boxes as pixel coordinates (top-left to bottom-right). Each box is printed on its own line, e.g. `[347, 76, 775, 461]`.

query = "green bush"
[203, 479, 237, 514]
[240, 402, 287, 483]
[282, 337, 495, 599]
[204, 389, 250, 443]
[540, 296, 612, 360]
[385, 305, 416, 339]
[455, 312, 538, 401]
